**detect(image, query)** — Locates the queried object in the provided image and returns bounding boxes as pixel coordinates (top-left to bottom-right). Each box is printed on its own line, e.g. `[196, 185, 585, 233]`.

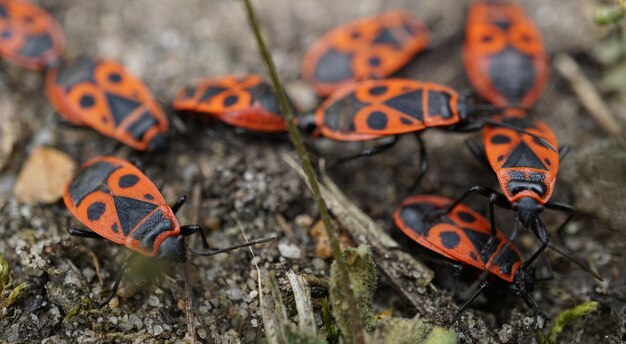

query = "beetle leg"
[129, 158, 144, 172]
[544, 201, 575, 243]
[435, 186, 508, 219]
[407, 134, 428, 195]
[171, 195, 187, 215]
[450, 280, 489, 325]
[479, 193, 499, 258]
[464, 139, 490, 170]
[180, 224, 209, 249]
[520, 290, 549, 328]
[99, 253, 139, 308]
[522, 218, 550, 269]
[330, 135, 399, 168]
[67, 227, 103, 239]
[558, 145, 571, 161]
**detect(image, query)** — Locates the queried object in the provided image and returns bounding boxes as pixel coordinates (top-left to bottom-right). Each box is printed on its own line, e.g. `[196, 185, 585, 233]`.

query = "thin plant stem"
[241, 0, 365, 342]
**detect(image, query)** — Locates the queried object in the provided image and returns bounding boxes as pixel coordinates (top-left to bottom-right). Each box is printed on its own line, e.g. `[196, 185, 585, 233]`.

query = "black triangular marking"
[106, 93, 142, 125]
[502, 141, 547, 170]
[384, 90, 423, 121]
[113, 196, 158, 236]
[372, 28, 402, 47]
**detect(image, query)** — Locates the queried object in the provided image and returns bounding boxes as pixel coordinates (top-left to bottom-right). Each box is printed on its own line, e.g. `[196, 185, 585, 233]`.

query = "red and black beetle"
[301, 10, 431, 96]
[46, 55, 170, 151]
[0, 0, 64, 70]
[172, 74, 295, 133]
[298, 79, 554, 189]
[64, 156, 274, 306]
[394, 194, 543, 323]
[450, 110, 573, 269]
[463, 0, 548, 108]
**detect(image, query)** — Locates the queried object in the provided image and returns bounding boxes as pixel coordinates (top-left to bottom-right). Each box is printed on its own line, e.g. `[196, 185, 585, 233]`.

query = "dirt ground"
[0, 0, 624, 343]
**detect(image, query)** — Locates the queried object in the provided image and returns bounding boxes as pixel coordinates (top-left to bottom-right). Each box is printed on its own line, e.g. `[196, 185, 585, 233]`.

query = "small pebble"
[148, 295, 160, 307]
[81, 268, 96, 282]
[108, 297, 119, 309]
[108, 317, 118, 325]
[128, 314, 143, 329]
[249, 290, 258, 299]
[153, 324, 164, 336]
[227, 288, 243, 301]
[312, 258, 327, 271]
[278, 242, 301, 259]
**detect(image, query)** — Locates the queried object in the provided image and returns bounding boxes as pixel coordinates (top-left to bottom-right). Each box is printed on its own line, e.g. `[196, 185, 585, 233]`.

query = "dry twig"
[555, 53, 626, 147]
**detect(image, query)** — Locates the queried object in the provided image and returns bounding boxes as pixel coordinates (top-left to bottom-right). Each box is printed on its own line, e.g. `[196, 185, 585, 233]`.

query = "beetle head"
[158, 236, 186, 262]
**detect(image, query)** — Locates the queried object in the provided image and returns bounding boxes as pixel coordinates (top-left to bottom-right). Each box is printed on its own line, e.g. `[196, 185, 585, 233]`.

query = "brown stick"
[555, 53, 626, 148]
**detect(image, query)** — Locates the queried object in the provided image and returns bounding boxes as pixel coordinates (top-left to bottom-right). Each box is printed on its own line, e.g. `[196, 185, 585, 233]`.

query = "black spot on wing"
[108, 73, 122, 83]
[544, 158, 551, 166]
[502, 141, 547, 170]
[144, 194, 154, 200]
[113, 196, 158, 236]
[111, 223, 119, 233]
[439, 231, 460, 249]
[80, 95, 95, 108]
[69, 161, 120, 206]
[130, 209, 172, 251]
[19, 34, 53, 58]
[368, 56, 381, 67]
[118, 174, 139, 188]
[366, 111, 388, 130]
[87, 202, 106, 221]
[223, 95, 238, 107]
[126, 111, 158, 140]
[106, 93, 142, 126]
[469, 251, 478, 261]
[384, 90, 424, 121]
[368, 86, 387, 95]
[493, 20, 512, 31]
[0, 5, 7, 18]
[456, 211, 476, 223]
[314, 49, 354, 83]
[490, 134, 511, 144]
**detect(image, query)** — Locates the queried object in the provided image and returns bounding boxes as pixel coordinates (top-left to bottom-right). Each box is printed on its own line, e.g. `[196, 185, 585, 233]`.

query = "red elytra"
[394, 194, 522, 282]
[0, 0, 65, 70]
[463, 0, 548, 108]
[302, 10, 431, 96]
[172, 74, 293, 133]
[45, 55, 170, 151]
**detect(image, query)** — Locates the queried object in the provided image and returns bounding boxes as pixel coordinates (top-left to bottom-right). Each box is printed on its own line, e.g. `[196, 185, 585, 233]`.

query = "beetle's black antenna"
[187, 236, 277, 256]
